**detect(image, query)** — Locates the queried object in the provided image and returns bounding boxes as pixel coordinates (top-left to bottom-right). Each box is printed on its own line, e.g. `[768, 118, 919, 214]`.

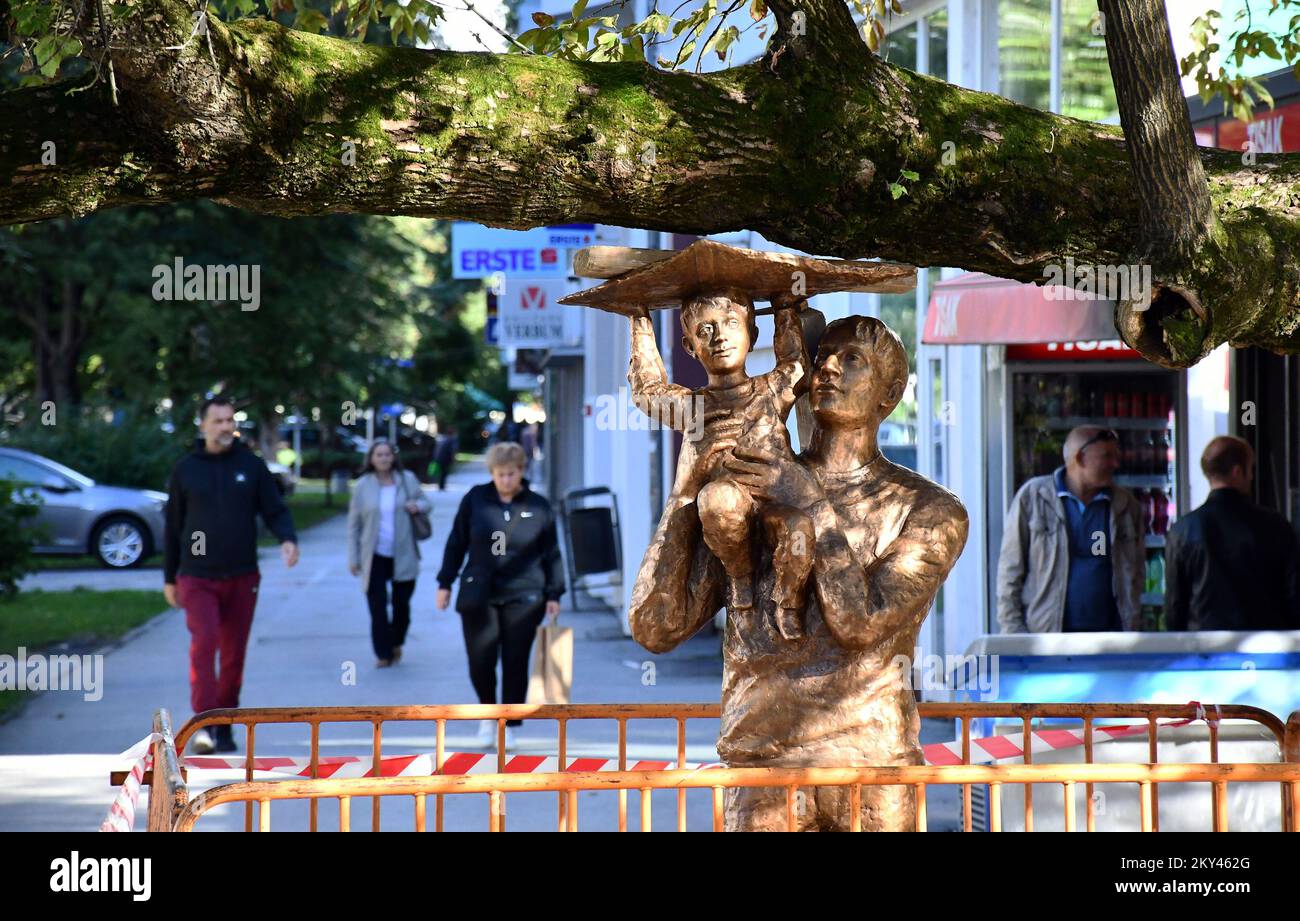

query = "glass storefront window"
[882, 10, 946, 80]
[883, 21, 918, 71]
[930, 356, 945, 486]
[999, 0, 1052, 111]
[882, 283, 918, 446]
[1060, 0, 1117, 122]
[998, 0, 1050, 109]
[927, 8, 948, 82]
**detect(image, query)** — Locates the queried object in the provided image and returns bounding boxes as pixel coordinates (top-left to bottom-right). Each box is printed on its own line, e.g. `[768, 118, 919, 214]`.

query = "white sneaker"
[475, 720, 497, 747]
[504, 726, 519, 750]
[190, 729, 215, 755]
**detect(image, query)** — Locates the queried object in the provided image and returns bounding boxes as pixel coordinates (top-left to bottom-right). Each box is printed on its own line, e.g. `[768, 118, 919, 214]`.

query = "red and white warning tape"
[923, 713, 1200, 765]
[183, 752, 718, 778]
[100, 751, 150, 832]
[100, 731, 166, 832]
[179, 710, 1209, 776]
[106, 705, 1220, 818]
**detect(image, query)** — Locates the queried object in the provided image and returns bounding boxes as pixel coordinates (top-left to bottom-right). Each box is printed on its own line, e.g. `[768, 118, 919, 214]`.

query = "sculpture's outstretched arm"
[628, 309, 695, 431]
[767, 298, 810, 411]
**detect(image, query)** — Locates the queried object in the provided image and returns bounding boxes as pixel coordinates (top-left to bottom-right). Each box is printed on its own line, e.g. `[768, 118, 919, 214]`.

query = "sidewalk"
[0, 459, 729, 832]
[0, 458, 961, 831]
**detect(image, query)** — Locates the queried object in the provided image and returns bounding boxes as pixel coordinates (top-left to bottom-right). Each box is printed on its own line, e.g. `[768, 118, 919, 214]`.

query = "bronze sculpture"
[628, 290, 815, 638]
[564, 241, 968, 831]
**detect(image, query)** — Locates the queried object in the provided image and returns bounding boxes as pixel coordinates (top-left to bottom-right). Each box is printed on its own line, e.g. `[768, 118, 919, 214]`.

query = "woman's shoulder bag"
[400, 472, 433, 541]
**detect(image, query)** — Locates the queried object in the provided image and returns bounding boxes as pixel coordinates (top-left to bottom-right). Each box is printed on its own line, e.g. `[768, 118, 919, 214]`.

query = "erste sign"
[451, 223, 594, 279]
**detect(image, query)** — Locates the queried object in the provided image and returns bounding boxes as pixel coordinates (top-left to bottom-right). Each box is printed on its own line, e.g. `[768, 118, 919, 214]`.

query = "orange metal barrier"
[919, 702, 1292, 832]
[147, 710, 186, 834]
[170, 761, 1300, 832]
[121, 702, 1299, 832]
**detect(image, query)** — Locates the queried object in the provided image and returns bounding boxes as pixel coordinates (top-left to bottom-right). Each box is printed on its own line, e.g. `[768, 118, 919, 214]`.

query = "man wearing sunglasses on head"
[997, 425, 1144, 633]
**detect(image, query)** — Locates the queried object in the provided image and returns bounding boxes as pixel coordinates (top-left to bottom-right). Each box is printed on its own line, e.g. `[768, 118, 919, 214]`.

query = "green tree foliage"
[405, 223, 511, 438]
[0, 206, 501, 457]
[1182, 0, 1300, 121]
[1, 409, 192, 490]
[0, 476, 40, 599]
[5, 0, 1294, 109]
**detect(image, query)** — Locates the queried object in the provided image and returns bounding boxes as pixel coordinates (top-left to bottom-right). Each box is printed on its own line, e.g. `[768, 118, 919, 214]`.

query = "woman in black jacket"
[436, 442, 564, 747]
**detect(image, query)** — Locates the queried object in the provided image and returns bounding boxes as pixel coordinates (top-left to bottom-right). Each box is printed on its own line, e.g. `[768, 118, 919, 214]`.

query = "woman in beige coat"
[348, 441, 431, 666]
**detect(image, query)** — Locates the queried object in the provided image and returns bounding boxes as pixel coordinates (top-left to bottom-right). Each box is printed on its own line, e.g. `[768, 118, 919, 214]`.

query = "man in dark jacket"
[1166, 436, 1300, 631]
[164, 395, 299, 753]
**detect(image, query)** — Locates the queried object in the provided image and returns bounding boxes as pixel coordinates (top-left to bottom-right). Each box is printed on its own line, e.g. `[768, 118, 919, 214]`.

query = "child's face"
[682, 300, 752, 375]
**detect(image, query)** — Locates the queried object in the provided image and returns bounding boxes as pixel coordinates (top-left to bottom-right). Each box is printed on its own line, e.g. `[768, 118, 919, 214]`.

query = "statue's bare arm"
[762, 300, 809, 414]
[628, 310, 695, 431]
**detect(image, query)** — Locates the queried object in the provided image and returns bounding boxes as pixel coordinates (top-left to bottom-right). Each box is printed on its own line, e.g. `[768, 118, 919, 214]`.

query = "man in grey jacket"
[997, 426, 1144, 633]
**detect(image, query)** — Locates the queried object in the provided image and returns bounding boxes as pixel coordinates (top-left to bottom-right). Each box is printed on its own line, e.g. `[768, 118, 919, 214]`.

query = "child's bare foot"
[772, 607, 804, 641]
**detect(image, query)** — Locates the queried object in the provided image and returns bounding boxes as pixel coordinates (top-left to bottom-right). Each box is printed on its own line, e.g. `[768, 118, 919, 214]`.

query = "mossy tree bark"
[2, 0, 1298, 367]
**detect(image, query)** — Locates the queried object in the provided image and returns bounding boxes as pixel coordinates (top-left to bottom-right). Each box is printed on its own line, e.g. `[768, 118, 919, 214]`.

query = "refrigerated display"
[1009, 367, 1180, 631]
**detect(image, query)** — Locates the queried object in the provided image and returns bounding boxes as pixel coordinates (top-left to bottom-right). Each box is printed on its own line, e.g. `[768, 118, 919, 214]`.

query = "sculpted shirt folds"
[720, 459, 968, 763]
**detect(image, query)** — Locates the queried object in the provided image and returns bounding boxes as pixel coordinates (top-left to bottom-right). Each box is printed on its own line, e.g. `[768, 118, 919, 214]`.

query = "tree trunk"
[2, 0, 1298, 367]
[22, 285, 84, 408]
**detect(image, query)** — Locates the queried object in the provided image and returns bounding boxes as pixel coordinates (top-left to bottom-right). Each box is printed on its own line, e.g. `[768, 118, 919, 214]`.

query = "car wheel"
[93, 516, 148, 568]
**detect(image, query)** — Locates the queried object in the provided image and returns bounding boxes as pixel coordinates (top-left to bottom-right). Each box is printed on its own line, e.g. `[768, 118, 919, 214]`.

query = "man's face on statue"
[682, 299, 751, 375]
[811, 325, 898, 425]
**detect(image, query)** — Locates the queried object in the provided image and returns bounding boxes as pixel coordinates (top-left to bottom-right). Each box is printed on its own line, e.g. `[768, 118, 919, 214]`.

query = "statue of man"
[629, 315, 969, 831]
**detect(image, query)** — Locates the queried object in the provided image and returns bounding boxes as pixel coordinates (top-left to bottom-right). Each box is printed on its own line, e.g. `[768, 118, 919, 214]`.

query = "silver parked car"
[0, 447, 167, 568]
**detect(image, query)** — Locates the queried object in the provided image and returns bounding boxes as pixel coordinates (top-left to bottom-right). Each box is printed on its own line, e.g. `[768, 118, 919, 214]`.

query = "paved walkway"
[0, 459, 961, 832]
[20, 565, 164, 592]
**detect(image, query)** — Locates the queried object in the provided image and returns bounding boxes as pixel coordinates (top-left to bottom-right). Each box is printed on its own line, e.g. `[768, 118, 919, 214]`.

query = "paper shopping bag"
[526, 624, 574, 705]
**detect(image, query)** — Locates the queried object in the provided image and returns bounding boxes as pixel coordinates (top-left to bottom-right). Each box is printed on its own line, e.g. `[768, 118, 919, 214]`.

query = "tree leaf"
[294, 9, 329, 32]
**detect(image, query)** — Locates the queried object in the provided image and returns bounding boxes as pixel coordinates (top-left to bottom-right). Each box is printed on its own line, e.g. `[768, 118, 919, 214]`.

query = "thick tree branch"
[1097, 0, 1230, 367]
[765, 0, 871, 73]
[1099, 0, 1215, 259]
[1, 0, 1298, 367]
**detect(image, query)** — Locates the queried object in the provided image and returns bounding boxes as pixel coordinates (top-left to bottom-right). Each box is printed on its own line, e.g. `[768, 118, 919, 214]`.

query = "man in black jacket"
[164, 395, 299, 753]
[1166, 436, 1300, 631]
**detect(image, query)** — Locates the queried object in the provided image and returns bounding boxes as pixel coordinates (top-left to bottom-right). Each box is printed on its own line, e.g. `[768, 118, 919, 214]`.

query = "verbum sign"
[452, 223, 594, 279]
[498, 279, 570, 347]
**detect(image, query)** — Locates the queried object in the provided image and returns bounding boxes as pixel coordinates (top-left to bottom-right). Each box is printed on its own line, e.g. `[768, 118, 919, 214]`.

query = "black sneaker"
[213, 724, 238, 753]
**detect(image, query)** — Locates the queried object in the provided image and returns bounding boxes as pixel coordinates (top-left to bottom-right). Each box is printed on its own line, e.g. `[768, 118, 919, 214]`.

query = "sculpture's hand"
[723, 445, 822, 506]
[769, 291, 805, 311]
[680, 438, 737, 496]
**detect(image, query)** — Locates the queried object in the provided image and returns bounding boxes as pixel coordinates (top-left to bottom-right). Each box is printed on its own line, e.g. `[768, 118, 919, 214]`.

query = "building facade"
[477, 1, 1285, 659]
